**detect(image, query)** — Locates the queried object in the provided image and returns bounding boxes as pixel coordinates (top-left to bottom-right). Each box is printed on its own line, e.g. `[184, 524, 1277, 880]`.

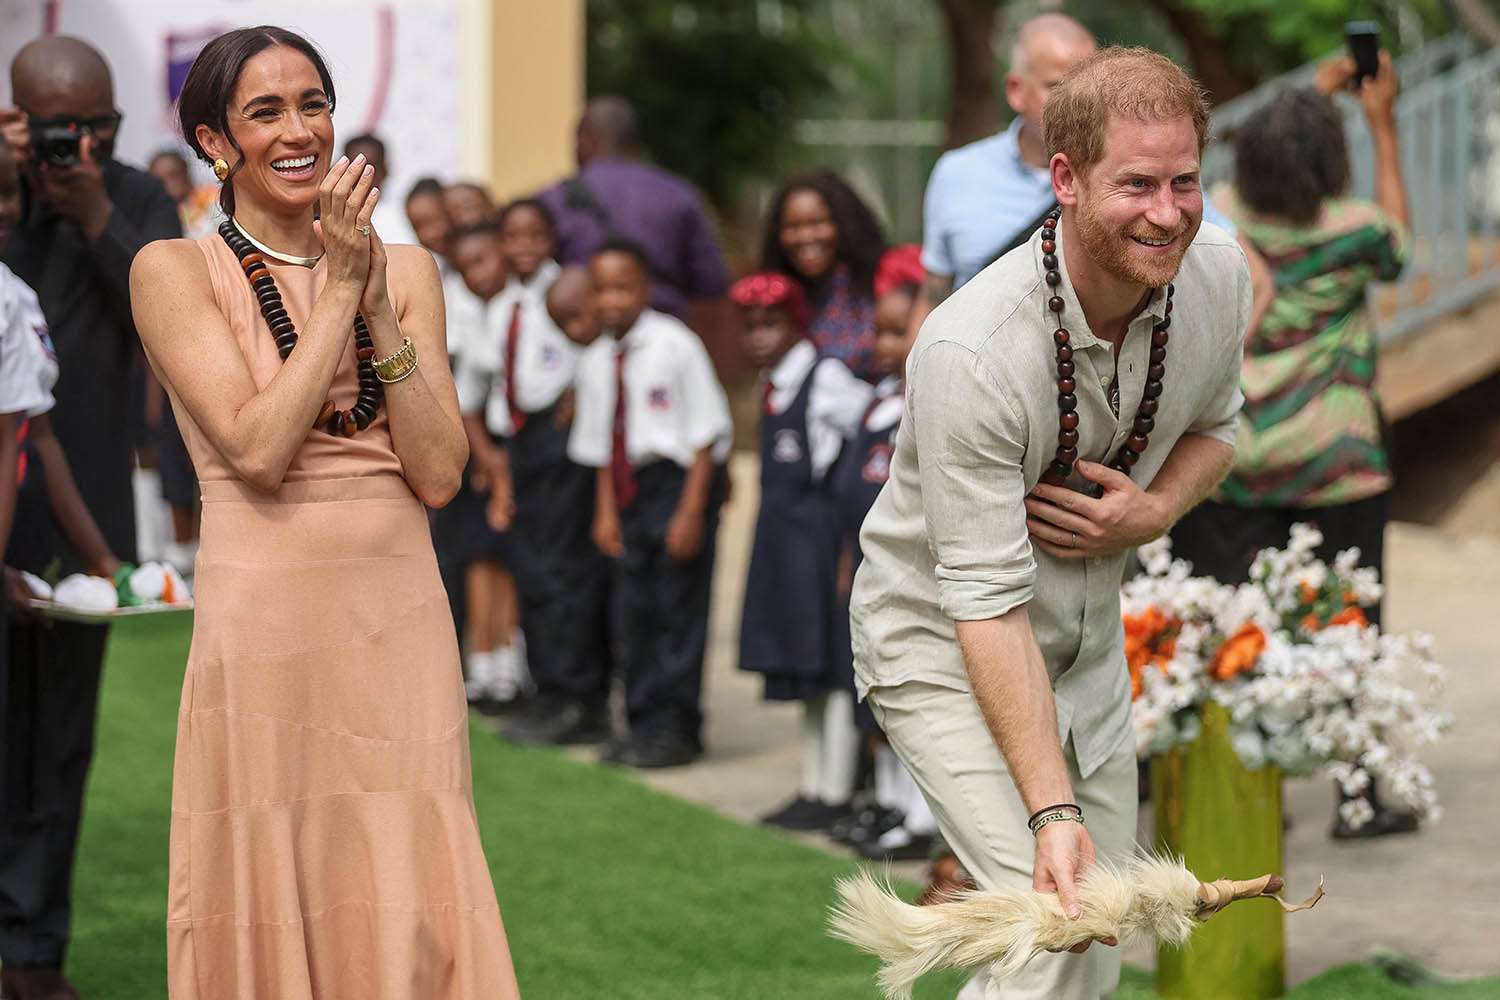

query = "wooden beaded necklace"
[218, 220, 384, 437]
[1038, 208, 1172, 488]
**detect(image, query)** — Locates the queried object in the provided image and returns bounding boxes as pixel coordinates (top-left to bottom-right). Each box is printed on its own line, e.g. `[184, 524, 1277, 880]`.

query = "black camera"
[31, 119, 87, 167]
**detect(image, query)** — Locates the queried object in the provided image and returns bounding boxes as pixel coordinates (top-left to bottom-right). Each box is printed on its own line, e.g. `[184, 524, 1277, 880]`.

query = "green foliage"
[1146, 0, 1452, 81]
[586, 0, 850, 209]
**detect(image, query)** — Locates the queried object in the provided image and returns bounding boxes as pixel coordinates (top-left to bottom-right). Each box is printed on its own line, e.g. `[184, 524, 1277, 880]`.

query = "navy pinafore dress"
[739, 368, 847, 701]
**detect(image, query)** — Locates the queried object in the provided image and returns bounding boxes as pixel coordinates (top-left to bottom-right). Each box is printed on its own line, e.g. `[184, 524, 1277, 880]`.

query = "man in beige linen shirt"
[850, 48, 1250, 1000]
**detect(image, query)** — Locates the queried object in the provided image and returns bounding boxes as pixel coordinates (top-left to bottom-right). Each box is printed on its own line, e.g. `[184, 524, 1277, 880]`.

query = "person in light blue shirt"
[909, 13, 1268, 337]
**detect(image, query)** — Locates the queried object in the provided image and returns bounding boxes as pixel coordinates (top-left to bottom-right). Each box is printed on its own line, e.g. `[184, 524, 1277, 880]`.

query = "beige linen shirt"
[850, 221, 1250, 778]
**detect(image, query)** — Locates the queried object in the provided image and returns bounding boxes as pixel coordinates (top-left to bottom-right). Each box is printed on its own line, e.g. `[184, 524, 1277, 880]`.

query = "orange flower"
[1300, 613, 1322, 633]
[1209, 623, 1266, 682]
[1342, 590, 1359, 607]
[1328, 606, 1368, 628]
[1298, 581, 1319, 605]
[1124, 606, 1179, 700]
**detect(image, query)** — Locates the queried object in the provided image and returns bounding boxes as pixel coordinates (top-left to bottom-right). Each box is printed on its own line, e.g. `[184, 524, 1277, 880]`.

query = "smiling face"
[451, 229, 507, 301]
[405, 190, 452, 258]
[589, 250, 649, 336]
[1063, 114, 1202, 289]
[500, 204, 555, 281]
[196, 45, 333, 215]
[778, 188, 838, 282]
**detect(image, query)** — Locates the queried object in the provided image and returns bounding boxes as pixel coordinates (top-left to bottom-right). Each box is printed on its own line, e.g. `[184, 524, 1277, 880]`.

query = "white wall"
[0, 0, 478, 206]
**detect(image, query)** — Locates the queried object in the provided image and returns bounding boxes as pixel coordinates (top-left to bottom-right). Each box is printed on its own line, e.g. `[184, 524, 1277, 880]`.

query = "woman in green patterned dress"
[1170, 51, 1414, 838]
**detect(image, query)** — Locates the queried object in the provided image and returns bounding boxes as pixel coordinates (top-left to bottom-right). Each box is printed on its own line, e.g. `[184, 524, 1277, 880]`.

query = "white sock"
[464, 650, 493, 701]
[799, 696, 826, 801]
[901, 770, 938, 837]
[873, 745, 904, 812]
[818, 690, 859, 806]
[487, 645, 519, 700]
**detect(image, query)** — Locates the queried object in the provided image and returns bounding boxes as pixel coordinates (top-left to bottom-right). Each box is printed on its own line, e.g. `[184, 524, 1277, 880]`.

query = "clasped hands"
[1025, 460, 1170, 559]
[312, 152, 388, 316]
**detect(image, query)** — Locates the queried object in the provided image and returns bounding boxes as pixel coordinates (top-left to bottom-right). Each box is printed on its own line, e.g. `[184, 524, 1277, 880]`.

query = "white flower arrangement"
[1125, 526, 1450, 829]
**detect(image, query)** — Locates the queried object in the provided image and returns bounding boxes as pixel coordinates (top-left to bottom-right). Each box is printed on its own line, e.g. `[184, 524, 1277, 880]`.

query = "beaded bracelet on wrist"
[1027, 802, 1084, 829]
[218, 220, 384, 438]
[1037, 209, 1171, 491]
[1031, 809, 1087, 835]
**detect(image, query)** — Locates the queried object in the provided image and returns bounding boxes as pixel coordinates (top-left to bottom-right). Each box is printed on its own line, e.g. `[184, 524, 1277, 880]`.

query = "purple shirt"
[539, 156, 730, 319]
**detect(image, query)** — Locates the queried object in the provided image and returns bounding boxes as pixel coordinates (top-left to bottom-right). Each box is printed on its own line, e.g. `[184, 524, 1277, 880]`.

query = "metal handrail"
[1203, 34, 1500, 344]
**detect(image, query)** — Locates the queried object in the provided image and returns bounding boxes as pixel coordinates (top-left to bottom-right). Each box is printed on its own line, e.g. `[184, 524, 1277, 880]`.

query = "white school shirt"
[762, 339, 872, 481]
[864, 375, 904, 433]
[454, 261, 579, 436]
[442, 265, 484, 362]
[0, 263, 57, 418]
[568, 308, 732, 470]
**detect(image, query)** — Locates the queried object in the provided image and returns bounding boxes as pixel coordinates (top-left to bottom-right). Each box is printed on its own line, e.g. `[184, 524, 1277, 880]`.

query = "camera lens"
[33, 123, 83, 167]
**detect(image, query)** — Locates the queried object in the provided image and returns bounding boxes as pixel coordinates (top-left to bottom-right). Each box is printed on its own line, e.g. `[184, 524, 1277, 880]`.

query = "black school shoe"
[503, 696, 612, 746]
[761, 797, 853, 831]
[601, 731, 701, 769]
[830, 805, 906, 845]
[856, 826, 935, 862]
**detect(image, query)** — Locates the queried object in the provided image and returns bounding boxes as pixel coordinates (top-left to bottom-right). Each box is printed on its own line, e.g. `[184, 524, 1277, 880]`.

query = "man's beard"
[1074, 189, 1198, 289]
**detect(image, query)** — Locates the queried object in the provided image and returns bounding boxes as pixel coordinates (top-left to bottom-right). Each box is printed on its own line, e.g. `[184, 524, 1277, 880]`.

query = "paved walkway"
[526, 454, 1500, 986]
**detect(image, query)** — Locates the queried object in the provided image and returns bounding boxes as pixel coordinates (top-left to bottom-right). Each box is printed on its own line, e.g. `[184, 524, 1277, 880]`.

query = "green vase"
[1152, 702, 1285, 999]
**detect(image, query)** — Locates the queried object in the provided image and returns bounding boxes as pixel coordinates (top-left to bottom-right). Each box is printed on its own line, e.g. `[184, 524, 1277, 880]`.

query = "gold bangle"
[373, 337, 418, 383]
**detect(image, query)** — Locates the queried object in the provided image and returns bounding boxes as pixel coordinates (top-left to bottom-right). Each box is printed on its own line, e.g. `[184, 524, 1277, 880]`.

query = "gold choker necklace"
[228, 217, 323, 269]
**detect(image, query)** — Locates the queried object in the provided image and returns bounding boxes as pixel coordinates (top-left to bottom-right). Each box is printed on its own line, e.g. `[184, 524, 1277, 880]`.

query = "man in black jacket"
[0, 36, 181, 1000]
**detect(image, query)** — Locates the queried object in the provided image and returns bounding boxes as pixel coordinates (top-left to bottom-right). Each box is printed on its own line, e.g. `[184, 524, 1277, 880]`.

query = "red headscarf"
[873, 244, 925, 300]
[729, 271, 811, 330]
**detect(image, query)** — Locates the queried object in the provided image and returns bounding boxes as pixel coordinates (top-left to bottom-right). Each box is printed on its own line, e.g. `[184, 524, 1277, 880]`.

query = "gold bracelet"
[373, 337, 418, 383]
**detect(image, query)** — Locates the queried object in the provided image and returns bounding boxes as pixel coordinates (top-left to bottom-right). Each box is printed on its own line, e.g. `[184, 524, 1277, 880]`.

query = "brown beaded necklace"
[1038, 208, 1172, 488]
[218, 220, 384, 437]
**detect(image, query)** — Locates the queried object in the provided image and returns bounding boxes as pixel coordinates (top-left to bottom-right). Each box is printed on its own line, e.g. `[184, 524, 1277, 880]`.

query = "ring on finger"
[1070, 531, 1078, 547]
[356, 224, 371, 236]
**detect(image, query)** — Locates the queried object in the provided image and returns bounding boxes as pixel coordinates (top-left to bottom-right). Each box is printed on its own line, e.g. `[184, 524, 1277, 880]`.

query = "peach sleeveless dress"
[164, 235, 520, 999]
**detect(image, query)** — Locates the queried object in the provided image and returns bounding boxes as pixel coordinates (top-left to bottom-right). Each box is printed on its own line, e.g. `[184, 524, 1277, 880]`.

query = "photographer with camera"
[0, 35, 179, 1000]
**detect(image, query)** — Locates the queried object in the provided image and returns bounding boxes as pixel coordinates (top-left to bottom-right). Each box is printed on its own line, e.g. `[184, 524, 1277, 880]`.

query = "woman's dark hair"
[1234, 88, 1349, 226]
[498, 197, 557, 238]
[177, 26, 337, 215]
[759, 168, 886, 298]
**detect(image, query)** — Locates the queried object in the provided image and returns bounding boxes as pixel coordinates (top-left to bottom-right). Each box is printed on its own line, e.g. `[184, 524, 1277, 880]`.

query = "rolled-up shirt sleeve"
[911, 338, 1036, 621]
[1187, 249, 1250, 447]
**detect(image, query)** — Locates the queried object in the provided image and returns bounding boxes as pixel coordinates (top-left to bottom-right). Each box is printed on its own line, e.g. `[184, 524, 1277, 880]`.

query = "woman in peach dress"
[129, 26, 519, 998]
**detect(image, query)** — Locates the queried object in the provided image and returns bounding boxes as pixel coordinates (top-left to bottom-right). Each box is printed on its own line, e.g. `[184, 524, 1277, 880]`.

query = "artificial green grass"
[68, 616, 1500, 999]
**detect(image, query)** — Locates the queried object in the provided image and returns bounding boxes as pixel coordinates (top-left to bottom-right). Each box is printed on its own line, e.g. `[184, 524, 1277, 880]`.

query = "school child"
[828, 245, 939, 859]
[445, 220, 528, 711]
[732, 271, 873, 830]
[458, 202, 612, 746]
[568, 239, 732, 768]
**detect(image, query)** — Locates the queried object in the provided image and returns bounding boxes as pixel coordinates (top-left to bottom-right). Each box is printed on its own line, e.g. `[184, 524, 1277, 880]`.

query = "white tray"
[25, 599, 195, 624]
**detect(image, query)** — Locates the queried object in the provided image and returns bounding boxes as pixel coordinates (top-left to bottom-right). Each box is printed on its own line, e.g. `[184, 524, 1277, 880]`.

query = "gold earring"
[212, 158, 230, 181]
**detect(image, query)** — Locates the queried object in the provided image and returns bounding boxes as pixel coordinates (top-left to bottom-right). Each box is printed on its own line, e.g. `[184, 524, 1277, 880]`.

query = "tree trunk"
[935, 0, 999, 149]
[1142, 0, 1257, 104]
[1449, 0, 1500, 47]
